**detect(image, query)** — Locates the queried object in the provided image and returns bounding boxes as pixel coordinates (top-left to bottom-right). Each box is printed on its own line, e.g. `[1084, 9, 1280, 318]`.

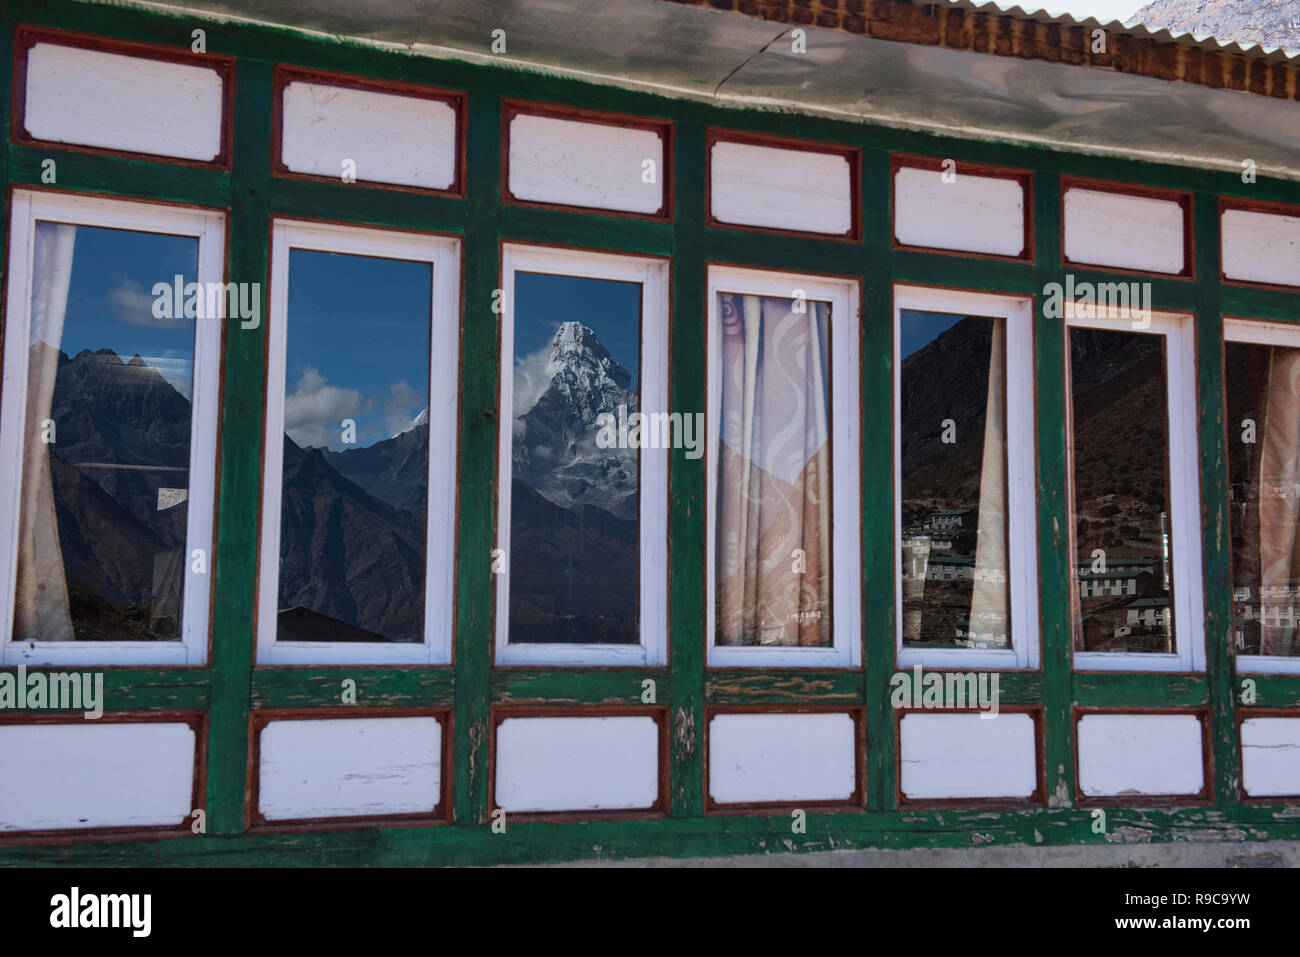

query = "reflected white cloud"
[284, 366, 368, 450]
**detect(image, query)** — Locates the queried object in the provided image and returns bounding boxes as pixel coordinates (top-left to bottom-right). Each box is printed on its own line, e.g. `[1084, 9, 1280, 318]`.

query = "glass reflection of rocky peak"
[24, 346, 193, 642]
[509, 319, 640, 645]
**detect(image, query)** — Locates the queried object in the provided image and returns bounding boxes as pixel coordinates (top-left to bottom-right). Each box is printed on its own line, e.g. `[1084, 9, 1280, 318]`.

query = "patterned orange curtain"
[715, 294, 831, 647]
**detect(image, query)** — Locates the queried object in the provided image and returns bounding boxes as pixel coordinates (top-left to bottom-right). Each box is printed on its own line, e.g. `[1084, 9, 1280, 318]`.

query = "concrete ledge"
[533, 841, 1300, 868]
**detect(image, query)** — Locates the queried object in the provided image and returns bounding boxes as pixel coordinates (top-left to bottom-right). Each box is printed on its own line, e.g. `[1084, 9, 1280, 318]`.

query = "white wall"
[711, 141, 853, 235]
[894, 165, 1025, 257]
[899, 713, 1038, 799]
[1223, 208, 1300, 287]
[258, 715, 443, 821]
[0, 721, 195, 831]
[281, 81, 458, 190]
[24, 42, 224, 161]
[495, 715, 661, 812]
[1241, 717, 1300, 798]
[1064, 187, 1185, 274]
[1077, 713, 1205, 797]
[508, 113, 664, 214]
[708, 712, 857, 804]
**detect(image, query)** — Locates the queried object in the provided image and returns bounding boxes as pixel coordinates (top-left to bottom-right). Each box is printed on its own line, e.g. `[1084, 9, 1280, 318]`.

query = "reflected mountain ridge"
[509, 320, 640, 644]
[24, 345, 193, 641]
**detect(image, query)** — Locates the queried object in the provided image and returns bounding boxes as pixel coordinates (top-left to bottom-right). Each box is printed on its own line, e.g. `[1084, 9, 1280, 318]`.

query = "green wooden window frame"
[1, 0, 1299, 865]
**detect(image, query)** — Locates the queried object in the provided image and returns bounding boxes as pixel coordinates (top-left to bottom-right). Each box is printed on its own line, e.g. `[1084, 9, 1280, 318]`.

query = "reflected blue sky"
[900, 309, 965, 361]
[54, 222, 198, 397]
[515, 272, 641, 388]
[285, 249, 432, 450]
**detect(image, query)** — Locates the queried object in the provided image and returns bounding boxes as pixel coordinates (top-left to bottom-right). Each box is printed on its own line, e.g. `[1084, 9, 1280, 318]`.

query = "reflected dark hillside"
[22, 346, 192, 641]
[1068, 329, 1173, 653]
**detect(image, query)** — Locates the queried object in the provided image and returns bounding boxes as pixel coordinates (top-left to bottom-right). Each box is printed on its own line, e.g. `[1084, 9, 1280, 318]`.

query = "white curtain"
[970, 318, 1009, 642]
[14, 222, 76, 641]
[715, 294, 832, 646]
[1255, 347, 1300, 656]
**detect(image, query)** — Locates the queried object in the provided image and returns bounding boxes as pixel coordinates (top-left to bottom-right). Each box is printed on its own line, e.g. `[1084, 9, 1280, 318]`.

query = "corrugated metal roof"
[908, 0, 1299, 60]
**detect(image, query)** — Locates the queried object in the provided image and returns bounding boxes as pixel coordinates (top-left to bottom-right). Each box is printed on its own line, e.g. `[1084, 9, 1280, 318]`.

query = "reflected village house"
[903, 506, 1174, 652]
[902, 508, 1009, 649]
[1229, 477, 1300, 657]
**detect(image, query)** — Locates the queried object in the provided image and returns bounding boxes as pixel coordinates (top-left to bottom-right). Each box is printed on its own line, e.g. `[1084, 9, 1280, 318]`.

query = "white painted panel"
[1077, 713, 1204, 797]
[708, 712, 857, 804]
[710, 141, 853, 235]
[258, 716, 442, 820]
[899, 713, 1037, 799]
[495, 716, 659, 812]
[1241, 717, 1300, 797]
[894, 166, 1025, 257]
[508, 114, 663, 214]
[0, 722, 194, 831]
[281, 81, 457, 190]
[1064, 188, 1185, 274]
[1223, 208, 1300, 287]
[24, 43, 223, 161]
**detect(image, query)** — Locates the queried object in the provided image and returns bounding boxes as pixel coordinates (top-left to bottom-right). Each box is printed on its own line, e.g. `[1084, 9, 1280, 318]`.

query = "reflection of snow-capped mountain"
[507, 321, 640, 644]
[392, 406, 428, 438]
[513, 321, 639, 520]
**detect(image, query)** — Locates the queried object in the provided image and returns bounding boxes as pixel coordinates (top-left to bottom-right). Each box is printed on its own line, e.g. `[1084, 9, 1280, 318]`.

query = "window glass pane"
[13, 222, 198, 642]
[1226, 340, 1300, 658]
[277, 250, 431, 643]
[899, 310, 1010, 650]
[1069, 327, 1175, 653]
[509, 272, 641, 644]
[715, 292, 832, 647]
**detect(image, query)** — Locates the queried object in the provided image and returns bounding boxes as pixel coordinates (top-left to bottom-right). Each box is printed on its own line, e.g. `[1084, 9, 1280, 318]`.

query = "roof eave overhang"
[80, 0, 1300, 182]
